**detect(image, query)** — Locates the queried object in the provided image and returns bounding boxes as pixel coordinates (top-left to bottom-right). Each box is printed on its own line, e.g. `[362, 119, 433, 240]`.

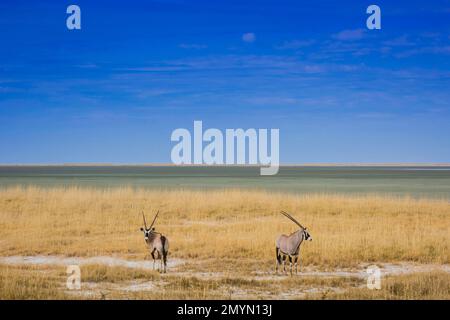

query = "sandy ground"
[1, 255, 448, 278]
[0, 255, 184, 270]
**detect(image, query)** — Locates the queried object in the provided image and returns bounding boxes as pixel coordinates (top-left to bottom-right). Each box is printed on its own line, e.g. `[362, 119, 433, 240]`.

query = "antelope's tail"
[276, 247, 282, 263]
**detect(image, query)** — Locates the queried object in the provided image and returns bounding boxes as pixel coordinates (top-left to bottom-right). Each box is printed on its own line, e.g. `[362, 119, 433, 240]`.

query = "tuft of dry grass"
[0, 265, 69, 300]
[0, 186, 448, 267]
[78, 264, 160, 283]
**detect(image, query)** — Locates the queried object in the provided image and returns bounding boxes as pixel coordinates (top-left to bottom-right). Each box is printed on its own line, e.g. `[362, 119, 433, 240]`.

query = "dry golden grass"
[0, 186, 448, 268]
[325, 272, 450, 300]
[1, 186, 448, 300]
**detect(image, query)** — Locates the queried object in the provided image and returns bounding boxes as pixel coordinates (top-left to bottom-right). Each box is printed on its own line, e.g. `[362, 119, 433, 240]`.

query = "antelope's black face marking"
[303, 228, 312, 241]
[140, 227, 155, 240]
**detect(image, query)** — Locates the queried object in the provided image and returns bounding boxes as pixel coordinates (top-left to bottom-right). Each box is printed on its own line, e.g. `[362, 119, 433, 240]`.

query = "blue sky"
[0, 0, 449, 164]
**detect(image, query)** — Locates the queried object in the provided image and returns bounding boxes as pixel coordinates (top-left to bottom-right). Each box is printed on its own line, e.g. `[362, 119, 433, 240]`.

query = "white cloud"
[179, 43, 207, 49]
[242, 32, 256, 43]
[276, 40, 315, 50]
[332, 29, 365, 41]
[382, 35, 415, 47]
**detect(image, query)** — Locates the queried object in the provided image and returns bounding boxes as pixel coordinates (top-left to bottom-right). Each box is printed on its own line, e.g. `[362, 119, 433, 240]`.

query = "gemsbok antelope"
[275, 211, 312, 275]
[140, 210, 169, 273]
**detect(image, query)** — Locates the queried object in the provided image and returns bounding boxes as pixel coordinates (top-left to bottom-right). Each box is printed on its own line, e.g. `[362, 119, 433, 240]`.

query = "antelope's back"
[276, 234, 288, 249]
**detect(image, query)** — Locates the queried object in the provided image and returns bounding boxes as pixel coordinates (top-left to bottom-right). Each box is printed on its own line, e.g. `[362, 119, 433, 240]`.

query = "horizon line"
[0, 162, 449, 167]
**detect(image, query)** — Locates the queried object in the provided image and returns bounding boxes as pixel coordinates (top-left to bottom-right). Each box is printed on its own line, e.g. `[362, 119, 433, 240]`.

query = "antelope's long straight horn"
[281, 211, 297, 225]
[280, 211, 305, 229]
[280, 211, 294, 223]
[149, 210, 160, 229]
[281, 211, 303, 228]
[142, 212, 148, 229]
[284, 211, 304, 229]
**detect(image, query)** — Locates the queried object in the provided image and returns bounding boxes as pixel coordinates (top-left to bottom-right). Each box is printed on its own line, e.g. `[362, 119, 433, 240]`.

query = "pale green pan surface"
[0, 166, 449, 198]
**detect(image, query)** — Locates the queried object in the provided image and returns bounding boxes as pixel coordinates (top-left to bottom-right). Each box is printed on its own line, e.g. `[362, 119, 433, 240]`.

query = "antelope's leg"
[294, 256, 298, 274]
[163, 251, 167, 273]
[275, 248, 280, 274]
[282, 255, 287, 273]
[274, 248, 277, 274]
[289, 256, 293, 276]
[151, 249, 156, 270]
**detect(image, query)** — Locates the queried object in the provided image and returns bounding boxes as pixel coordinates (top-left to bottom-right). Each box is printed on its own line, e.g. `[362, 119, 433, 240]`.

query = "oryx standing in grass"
[140, 211, 169, 273]
[275, 211, 312, 275]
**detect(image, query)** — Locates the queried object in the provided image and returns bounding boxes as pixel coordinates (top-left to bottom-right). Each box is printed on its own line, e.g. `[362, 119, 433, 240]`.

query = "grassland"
[0, 186, 449, 299]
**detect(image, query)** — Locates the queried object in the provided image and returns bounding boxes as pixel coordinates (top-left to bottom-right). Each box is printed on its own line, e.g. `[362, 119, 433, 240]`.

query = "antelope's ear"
[140, 227, 144, 232]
